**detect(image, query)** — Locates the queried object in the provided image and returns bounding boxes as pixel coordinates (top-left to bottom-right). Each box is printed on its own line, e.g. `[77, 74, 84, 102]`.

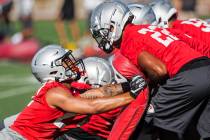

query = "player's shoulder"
[44, 81, 70, 95]
[123, 24, 144, 39]
[46, 85, 72, 102]
[125, 24, 146, 32]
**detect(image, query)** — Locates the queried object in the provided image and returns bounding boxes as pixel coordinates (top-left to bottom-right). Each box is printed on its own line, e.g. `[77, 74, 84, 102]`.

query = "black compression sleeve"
[121, 82, 131, 93]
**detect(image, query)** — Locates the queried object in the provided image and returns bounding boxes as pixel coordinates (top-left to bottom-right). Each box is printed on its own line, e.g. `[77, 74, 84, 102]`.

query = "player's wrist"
[129, 75, 147, 98]
[121, 82, 131, 93]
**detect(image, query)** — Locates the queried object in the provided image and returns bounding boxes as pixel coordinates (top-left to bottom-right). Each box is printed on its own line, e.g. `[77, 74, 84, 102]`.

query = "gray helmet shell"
[90, 1, 133, 53]
[31, 45, 84, 83]
[78, 57, 115, 88]
[150, 0, 177, 27]
[128, 3, 157, 25]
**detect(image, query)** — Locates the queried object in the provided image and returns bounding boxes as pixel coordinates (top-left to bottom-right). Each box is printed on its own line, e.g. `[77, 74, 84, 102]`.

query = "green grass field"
[0, 20, 88, 121]
[0, 61, 40, 121]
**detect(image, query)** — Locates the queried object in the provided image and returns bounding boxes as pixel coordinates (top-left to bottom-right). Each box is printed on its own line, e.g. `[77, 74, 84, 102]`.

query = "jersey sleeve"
[120, 38, 145, 67]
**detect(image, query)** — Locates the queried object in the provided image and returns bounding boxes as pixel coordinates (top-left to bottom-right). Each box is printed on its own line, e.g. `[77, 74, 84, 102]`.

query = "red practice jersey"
[168, 28, 210, 58]
[62, 82, 123, 139]
[80, 107, 123, 139]
[120, 24, 203, 77]
[78, 50, 145, 139]
[172, 19, 210, 45]
[11, 81, 87, 140]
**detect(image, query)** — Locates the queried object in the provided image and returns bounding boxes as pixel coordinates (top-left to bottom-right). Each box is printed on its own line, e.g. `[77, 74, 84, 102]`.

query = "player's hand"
[129, 75, 147, 98]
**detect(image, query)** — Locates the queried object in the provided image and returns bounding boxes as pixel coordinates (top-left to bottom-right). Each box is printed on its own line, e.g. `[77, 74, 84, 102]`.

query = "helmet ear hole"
[110, 25, 114, 32]
[50, 71, 58, 75]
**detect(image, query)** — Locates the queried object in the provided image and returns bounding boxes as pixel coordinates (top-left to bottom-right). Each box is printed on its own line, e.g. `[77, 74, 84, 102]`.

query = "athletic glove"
[129, 75, 147, 98]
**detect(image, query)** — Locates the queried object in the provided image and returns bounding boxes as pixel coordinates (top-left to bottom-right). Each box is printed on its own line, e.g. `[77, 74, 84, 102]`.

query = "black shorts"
[146, 57, 210, 139]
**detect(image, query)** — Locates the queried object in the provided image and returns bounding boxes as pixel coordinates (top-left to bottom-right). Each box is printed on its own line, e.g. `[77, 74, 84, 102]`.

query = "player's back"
[121, 24, 203, 77]
[168, 27, 210, 58]
[172, 19, 210, 45]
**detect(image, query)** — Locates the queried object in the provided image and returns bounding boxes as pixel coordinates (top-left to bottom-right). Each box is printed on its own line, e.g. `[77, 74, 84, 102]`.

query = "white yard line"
[0, 85, 39, 99]
[0, 82, 39, 86]
[0, 76, 39, 85]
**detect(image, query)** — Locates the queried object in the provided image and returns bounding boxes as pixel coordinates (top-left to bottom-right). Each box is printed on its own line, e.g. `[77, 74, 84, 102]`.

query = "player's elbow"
[155, 65, 167, 77]
[147, 65, 168, 83]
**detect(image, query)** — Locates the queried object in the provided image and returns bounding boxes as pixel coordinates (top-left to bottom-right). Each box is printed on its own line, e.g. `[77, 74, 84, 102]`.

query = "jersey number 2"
[138, 26, 179, 47]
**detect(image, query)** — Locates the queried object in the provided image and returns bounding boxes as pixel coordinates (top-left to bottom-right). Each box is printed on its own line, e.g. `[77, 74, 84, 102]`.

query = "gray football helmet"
[31, 45, 85, 83]
[150, 0, 177, 28]
[128, 3, 157, 25]
[90, 1, 133, 53]
[78, 57, 115, 88]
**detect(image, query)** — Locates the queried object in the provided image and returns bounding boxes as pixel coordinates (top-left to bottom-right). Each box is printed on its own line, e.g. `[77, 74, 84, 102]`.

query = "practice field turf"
[0, 20, 88, 121]
[0, 61, 41, 121]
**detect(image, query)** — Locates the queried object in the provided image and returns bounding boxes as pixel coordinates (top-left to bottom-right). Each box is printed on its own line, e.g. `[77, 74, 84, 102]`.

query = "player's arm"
[137, 51, 168, 84]
[80, 83, 128, 99]
[46, 76, 146, 114]
[46, 87, 134, 114]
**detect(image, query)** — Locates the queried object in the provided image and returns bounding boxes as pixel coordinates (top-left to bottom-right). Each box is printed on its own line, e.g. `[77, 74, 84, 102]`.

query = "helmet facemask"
[55, 50, 85, 82]
[31, 45, 86, 83]
[91, 27, 114, 53]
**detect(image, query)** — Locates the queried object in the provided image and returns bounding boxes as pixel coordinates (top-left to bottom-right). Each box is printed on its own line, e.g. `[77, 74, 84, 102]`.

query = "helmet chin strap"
[105, 23, 117, 53]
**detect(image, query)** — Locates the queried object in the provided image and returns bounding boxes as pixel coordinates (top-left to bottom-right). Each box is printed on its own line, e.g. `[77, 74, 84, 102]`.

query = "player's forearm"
[80, 83, 130, 99]
[79, 88, 105, 99]
[89, 93, 133, 114]
[99, 83, 130, 97]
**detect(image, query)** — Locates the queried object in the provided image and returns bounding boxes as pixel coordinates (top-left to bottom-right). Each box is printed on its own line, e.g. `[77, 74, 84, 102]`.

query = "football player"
[90, 1, 210, 140]
[0, 54, 147, 140]
[0, 45, 146, 140]
[57, 55, 147, 140]
[150, 0, 210, 58]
